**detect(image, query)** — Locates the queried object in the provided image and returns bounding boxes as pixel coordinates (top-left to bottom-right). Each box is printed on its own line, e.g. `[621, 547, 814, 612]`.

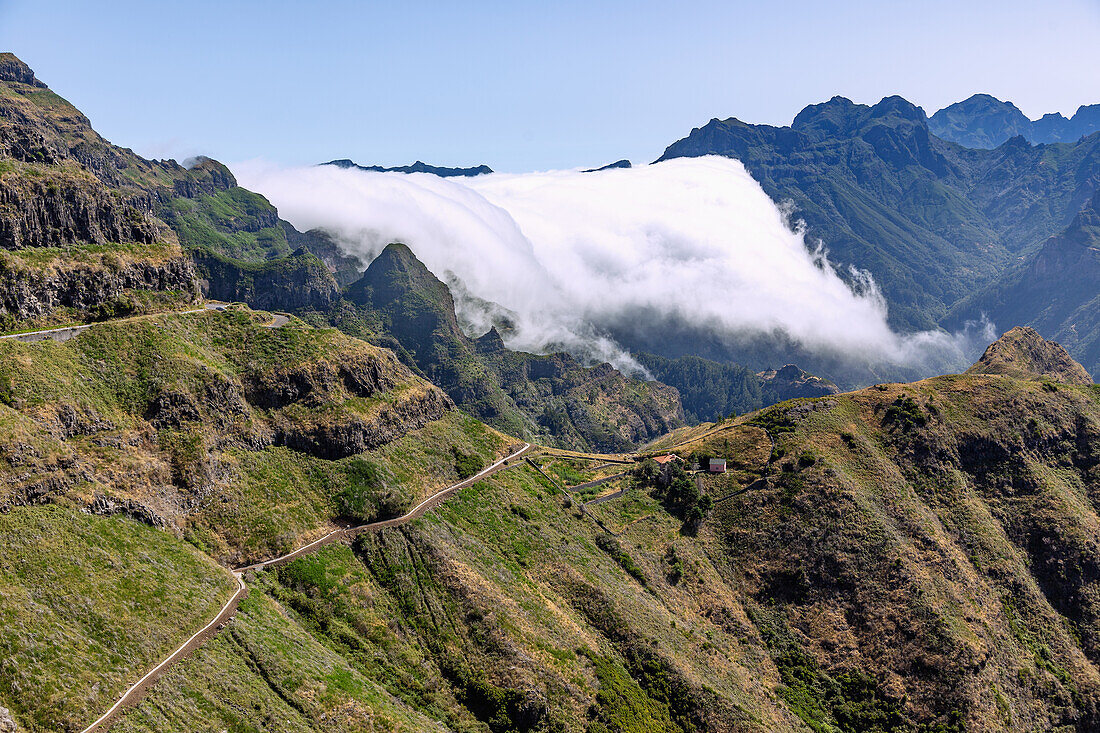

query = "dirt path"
[78, 573, 248, 733]
[1, 303, 290, 344]
[566, 472, 628, 493]
[80, 442, 530, 732]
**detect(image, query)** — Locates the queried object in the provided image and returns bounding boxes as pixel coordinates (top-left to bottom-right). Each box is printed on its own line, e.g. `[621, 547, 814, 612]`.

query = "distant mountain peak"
[966, 327, 1092, 384]
[930, 95, 1100, 148]
[320, 159, 493, 177]
[583, 159, 631, 173]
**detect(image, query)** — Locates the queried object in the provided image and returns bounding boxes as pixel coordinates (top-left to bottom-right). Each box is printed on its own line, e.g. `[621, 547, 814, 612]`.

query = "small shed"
[708, 458, 727, 473]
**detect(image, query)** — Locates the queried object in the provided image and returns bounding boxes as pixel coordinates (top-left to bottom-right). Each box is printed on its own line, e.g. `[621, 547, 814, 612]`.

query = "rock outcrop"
[193, 248, 339, 311]
[0, 254, 197, 321]
[966, 326, 1093, 384]
[757, 363, 841, 401]
[0, 704, 18, 733]
[0, 166, 162, 249]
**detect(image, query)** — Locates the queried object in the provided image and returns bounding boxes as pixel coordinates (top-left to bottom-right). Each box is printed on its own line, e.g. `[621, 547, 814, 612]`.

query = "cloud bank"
[234, 156, 988, 378]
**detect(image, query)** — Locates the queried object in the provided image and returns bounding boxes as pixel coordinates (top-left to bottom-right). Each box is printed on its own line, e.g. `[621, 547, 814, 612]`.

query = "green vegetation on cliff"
[325, 242, 685, 453]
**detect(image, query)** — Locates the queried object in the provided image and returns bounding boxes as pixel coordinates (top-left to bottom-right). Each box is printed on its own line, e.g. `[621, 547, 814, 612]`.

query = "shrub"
[452, 446, 484, 479]
[884, 395, 925, 430]
[336, 458, 387, 519]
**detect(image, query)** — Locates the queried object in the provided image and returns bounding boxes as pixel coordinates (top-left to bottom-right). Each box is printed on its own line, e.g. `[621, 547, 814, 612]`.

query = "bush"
[89, 294, 136, 321]
[336, 458, 387, 519]
[884, 395, 925, 430]
[452, 446, 484, 479]
[666, 546, 685, 584]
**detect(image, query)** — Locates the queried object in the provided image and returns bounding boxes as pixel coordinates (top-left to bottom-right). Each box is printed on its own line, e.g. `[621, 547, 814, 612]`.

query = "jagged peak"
[475, 326, 507, 354]
[0, 52, 45, 88]
[348, 242, 454, 311]
[966, 327, 1092, 384]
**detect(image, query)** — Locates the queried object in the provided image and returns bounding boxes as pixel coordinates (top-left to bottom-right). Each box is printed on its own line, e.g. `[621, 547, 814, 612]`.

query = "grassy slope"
[115, 457, 807, 733]
[0, 309, 514, 732]
[0, 507, 235, 733]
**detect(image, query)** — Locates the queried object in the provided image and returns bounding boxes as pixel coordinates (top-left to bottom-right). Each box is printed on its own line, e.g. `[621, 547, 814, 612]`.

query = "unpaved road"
[1, 304, 225, 344]
[80, 442, 530, 733]
[1, 303, 288, 344]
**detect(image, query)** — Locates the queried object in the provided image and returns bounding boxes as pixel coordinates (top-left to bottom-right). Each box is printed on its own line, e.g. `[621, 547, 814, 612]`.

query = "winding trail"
[80, 442, 530, 733]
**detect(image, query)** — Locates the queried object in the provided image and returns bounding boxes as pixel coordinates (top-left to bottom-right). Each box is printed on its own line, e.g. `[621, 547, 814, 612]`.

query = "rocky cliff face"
[0, 164, 162, 249]
[193, 248, 339, 311]
[0, 55, 361, 328]
[0, 253, 197, 322]
[0, 55, 206, 326]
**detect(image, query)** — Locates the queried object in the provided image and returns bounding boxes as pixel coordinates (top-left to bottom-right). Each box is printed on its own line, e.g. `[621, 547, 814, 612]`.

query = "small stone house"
[708, 458, 727, 473]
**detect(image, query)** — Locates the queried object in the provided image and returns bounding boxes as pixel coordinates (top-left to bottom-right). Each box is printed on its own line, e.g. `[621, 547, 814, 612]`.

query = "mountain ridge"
[657, 94, 1100, 342]
[322, 158, 493, 177]
[930, 93, 1100, 148]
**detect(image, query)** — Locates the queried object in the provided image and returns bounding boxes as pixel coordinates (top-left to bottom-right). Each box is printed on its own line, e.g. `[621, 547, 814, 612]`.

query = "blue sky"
[2, 0, 1098, 171]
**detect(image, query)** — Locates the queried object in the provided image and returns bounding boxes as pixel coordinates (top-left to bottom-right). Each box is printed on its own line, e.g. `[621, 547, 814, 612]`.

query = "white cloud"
[234, 156, 987, 378]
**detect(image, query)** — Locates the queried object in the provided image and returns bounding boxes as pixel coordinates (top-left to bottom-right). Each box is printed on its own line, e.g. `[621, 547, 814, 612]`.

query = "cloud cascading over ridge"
[234, 155, 989, 377]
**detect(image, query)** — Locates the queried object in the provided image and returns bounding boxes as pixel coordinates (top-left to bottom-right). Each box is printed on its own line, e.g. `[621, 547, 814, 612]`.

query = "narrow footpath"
[79, 442, 530, 733]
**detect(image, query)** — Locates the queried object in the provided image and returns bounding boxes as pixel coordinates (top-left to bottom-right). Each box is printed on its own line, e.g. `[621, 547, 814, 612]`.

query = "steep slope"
[930, 94, 1100, 148]
[337, 243, 684, 451]
[658, 95, 1100, 332]
[0, 53, 360, 329]
[96, 328, 1100, 733]
[0, 307, 459, 556]
[948, 190, 1100, 379]
[0, 53, 198, 327]
[0, 305, 546, 732]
